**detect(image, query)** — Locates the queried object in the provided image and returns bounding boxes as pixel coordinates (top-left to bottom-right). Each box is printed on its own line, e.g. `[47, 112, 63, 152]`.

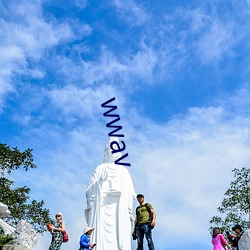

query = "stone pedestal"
[2, 246, 26, 250]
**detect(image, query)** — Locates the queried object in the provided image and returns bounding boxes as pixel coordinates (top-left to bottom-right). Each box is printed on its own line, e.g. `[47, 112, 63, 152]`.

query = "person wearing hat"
[49, 212, 66, 250]
[231, 225, 244, 250]
[79, 227, 96, 250]
[133, 194, 156, 250]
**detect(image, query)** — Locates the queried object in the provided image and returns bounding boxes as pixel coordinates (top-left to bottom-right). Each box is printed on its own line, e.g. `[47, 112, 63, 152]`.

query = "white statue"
[239, 229, 250, 250]
[13, 220, 38, 250]
[85, 137, 136, 250]
[0, 203, 37, 250]
[0, 202, 15, 235]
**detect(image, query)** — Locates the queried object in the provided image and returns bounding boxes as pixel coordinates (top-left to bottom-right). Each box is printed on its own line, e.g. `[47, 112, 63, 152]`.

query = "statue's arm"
[86, 175, 96, 208]
[86, 165, 104, 207]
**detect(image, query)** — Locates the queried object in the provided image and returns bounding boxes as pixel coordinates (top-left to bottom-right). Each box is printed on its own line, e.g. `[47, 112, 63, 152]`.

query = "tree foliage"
[0, 144, 36, 175]
[0, 143, 52, 233]
[210, 167, 250, 232]
[0, 234, 14, 246]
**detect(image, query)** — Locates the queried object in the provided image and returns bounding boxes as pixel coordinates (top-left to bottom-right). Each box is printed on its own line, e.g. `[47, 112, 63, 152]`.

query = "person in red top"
[212, 227, 232, 250]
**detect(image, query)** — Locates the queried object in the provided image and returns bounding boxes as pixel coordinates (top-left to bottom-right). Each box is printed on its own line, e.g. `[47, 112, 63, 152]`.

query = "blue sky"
[1, 0, 250, 249]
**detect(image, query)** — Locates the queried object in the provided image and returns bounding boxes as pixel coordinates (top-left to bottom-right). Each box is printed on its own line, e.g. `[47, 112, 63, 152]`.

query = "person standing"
[79, 227, 96, 250]
[211, 227, 232, 250]
[133, 194, 156, 250]
[49, 212, 66, 250]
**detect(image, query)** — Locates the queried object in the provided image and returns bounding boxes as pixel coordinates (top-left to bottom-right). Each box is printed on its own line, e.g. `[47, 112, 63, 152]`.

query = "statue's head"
[103, 137, 122, 163]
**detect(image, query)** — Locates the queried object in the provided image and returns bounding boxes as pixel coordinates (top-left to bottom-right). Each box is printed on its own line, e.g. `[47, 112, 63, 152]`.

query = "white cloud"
[82, 48, 127, 85]
[0, 2, 73, 58]
[196, 20, 235, 63]
[0, 1, 74, 111]
[127, 43, 158, 84]
[112, 0, 148, 26]
[73, 0, 87, 9]
[48, 84, 118, 119]
[224, 84, 250, 115]
[0, 45, 25, 110]
[81, 45, 158, 86]
[159, 7, 240, 68]
[189, 8, 210, 33]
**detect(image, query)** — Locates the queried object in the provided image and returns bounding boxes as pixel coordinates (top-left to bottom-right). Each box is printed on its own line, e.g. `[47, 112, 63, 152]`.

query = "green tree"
[210, 167, 250, 232]
[0, 143, 52, 233]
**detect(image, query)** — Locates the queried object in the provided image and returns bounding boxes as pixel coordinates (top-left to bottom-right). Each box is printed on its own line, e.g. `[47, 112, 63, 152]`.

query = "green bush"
[0, 234, 14, 246]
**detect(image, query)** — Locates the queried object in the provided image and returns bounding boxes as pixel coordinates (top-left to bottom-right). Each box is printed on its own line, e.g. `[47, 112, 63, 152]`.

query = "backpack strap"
[136, 203, 151, 216]
[136, 206, 139, 216]
[144, 203, 151, 215]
